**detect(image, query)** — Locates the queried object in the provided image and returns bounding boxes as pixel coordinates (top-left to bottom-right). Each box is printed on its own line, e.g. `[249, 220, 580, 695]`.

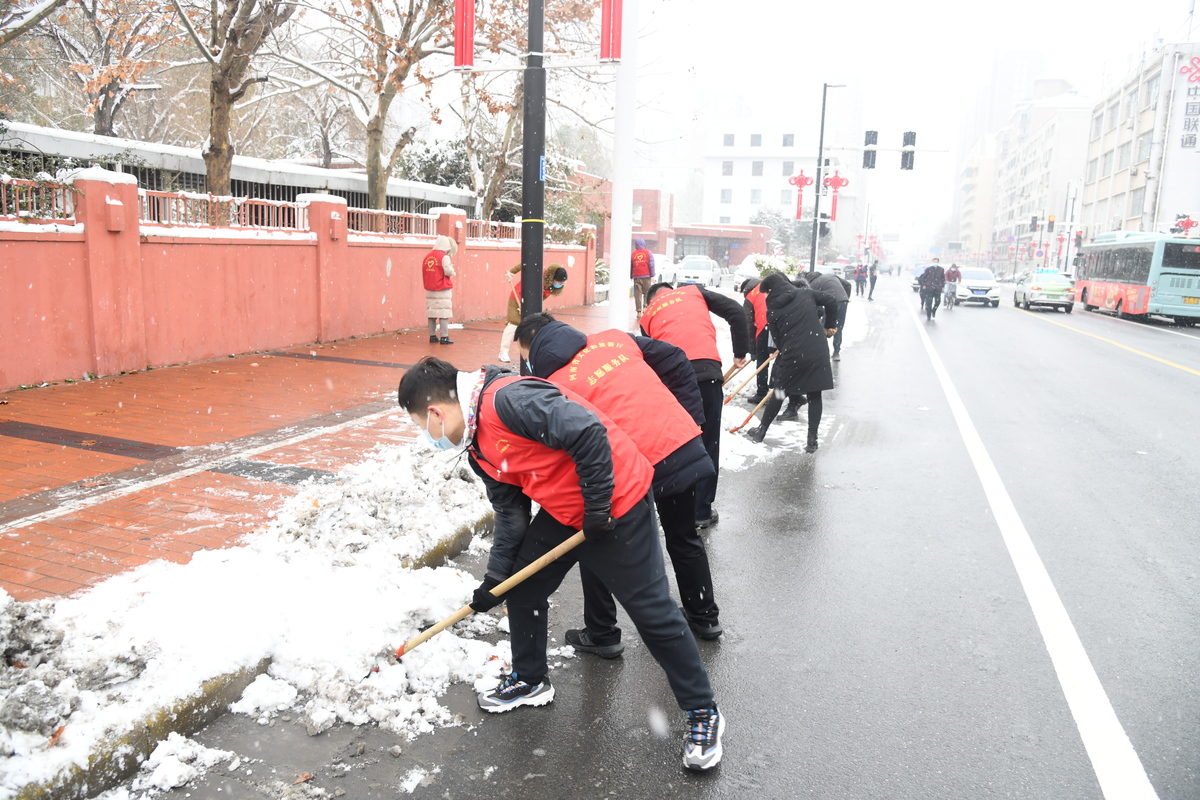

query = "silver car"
[676, 256, 722, 288]
[1012, 271, 1075, 313]
[951, 267, 1001, 307]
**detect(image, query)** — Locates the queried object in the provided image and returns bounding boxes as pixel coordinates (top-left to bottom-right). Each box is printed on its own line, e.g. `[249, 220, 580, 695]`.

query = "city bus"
[1076, 231, 1200, 325]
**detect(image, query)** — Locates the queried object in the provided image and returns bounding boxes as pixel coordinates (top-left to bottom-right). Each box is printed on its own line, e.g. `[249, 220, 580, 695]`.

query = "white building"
[1079, 42, 1200, 241]
[990, 80, 1092, 275]
[701, 126, 861, 258]
[953, 134, 997, 264]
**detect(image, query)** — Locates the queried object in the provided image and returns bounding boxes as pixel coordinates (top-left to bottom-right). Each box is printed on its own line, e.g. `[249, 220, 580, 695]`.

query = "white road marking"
[908, 304, 1159, 800]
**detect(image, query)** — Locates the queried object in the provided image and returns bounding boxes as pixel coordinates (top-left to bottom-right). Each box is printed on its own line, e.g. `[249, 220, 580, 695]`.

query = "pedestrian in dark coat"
[747, 272, 839, 451]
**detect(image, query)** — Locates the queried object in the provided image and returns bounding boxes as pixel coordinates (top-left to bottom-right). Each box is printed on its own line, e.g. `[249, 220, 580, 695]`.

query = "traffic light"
[900, 131, 915, 170]
[863, 130, 877, 169]
[1047, 215, 1055, 233]
[819, 212, 830, 238]
[1074, 231, 1083, 248]
[1030, 215, 1039, 232]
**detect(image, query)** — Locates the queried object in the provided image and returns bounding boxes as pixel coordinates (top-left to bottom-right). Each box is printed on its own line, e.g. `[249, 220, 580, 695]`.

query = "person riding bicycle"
[943, 263, 962, 306]
[918, 260, 946, 319]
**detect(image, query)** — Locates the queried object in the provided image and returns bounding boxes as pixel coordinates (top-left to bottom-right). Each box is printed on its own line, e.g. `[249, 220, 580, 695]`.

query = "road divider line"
[1011, 308, 1200, 376]
[909, 304, 1159, 800]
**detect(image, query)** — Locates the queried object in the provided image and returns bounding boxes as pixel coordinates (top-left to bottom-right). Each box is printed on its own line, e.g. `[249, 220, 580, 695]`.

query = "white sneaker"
[498, 352, 511, 363]
[682, 707, 725, 771]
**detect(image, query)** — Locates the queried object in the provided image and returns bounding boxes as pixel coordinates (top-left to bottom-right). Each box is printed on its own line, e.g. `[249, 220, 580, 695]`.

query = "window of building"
[782, 134, 794, 147]
[1117, 142, 1132, 170]
[782, 160, 794, 175]
[781, 189, 792, 205]
[751, 161, 763, 176]
[1125, 88, 1139, 119]
[1106, 104, 1119, 130]
[723, 134, 734, 146]
[750, 189, 762, 204]
[1092, 114, 1104, 139]
[722, 160, 733, 176]
[1101, 150, 1114, 176]
[1129, 186, 1146, 218]
[750, 134, 762, 147]
[1137, 132, 1153, 162]
[1110, 193, 1125, 223]
[1143, 73, 1160, 107]
[720, 189, 732, 204]
[632, 203, 643, 227]
[1087, 158, 1098, 182]
[719, 216, 731, 224]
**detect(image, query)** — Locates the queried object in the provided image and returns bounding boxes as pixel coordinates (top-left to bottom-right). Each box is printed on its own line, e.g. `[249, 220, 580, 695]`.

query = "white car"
[675, 256, 722, 288]
[951, 267, 1001, 307]
[651, 254, 676, 285]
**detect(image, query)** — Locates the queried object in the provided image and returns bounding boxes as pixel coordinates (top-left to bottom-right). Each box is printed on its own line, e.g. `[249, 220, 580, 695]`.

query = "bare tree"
[171, 0, 295, 194]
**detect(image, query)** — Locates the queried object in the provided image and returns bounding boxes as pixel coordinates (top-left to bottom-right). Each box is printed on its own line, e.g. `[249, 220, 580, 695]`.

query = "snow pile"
[131, 733, 235, 792]
[719, 402, 835, 470]
[0, 443, 506, 798]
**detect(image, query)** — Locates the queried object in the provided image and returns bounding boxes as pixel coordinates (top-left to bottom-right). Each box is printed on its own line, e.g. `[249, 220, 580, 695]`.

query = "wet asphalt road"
[166, 277, 1199, 800]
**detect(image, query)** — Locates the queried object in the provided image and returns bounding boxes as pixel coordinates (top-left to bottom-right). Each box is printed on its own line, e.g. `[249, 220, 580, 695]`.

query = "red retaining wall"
[0, 176, 595, 391]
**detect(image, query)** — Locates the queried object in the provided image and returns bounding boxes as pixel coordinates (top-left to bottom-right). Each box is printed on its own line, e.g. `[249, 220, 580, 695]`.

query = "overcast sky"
[628, 0, 1200, 251]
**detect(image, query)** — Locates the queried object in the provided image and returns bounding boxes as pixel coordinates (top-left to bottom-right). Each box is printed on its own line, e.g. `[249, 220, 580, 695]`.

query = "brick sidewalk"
[0, 305, 621, 601]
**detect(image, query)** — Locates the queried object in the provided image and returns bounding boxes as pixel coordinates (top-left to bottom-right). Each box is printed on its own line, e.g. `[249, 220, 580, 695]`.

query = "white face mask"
[421, 412, 456, 451]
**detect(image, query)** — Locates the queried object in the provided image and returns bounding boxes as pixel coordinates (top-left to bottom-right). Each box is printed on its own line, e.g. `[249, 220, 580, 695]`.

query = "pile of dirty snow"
[0, 443, 507, 798]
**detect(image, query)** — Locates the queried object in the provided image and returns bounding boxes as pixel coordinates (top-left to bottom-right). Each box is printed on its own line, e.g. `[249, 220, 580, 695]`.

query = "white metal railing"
[346, 208, 438, 236]
[465, 219, 522, 240]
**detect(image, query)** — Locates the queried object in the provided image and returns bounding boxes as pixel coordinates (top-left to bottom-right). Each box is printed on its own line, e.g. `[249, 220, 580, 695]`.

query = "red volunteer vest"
[548, 331, 701, 467]
[631, 249, 653, 278]
[473, 376, 652, 527]
[639, 284, 721, 362]
[746, 286, 768, 337]
[422, 250, 452, 291]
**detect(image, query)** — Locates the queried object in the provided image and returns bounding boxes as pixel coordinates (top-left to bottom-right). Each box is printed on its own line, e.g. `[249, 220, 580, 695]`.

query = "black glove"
[582, 510, 615, 540]
[470, 574, 503, 612]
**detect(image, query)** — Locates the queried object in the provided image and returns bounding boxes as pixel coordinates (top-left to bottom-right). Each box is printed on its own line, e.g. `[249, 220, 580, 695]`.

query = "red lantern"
[788, 171, 814, 221]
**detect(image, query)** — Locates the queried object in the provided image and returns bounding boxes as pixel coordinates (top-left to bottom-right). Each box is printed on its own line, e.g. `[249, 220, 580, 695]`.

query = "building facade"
[953, 134, 997, 264]
[1079, 42, 1200, 242]
[989, 80, 1092, 275]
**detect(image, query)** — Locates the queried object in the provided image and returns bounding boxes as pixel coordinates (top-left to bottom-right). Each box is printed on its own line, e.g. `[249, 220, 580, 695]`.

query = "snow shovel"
[394, 530, 587, 659]
[722, 362, 747, 385]
[723, 353, 776, 405]
[728, 392, 773, 434]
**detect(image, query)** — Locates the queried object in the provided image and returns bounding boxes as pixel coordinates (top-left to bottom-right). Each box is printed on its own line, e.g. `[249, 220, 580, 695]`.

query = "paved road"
[164, 276, 1199, 800]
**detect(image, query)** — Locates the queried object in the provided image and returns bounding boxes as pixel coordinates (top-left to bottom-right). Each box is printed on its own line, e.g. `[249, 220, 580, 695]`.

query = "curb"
[12, 513, 494, 800]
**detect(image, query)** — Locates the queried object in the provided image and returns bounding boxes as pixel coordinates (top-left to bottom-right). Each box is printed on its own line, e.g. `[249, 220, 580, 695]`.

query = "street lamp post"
[809, 83, 845, 272]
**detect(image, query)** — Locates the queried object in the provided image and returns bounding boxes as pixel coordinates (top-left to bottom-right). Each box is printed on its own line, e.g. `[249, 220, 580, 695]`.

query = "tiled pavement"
[0, 305, 624, 601]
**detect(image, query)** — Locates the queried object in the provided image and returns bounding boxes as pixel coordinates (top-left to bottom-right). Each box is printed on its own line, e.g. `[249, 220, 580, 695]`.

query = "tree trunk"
[204, 75, 235, 199]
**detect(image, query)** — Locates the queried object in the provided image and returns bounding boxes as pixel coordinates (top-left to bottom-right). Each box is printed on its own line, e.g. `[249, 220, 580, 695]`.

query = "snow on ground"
[0, 441, 507, 799]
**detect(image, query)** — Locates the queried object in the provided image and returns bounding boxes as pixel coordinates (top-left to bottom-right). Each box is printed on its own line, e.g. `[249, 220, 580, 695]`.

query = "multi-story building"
[953, 134, 997, 264]
[1079, 42, 1200, 241]
[990, 80, 1092, 275]
[701, 126, 860, 259]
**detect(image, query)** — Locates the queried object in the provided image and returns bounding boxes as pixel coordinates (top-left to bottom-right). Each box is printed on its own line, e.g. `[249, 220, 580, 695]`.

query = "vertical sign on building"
[1162, 53, 1200, 229]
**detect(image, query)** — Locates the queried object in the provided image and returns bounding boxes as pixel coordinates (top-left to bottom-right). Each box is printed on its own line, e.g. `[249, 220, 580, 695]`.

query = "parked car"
[1012, 271, 1075, 312]
[952, 267, 1001, 307]
[651, 254, 676, 286]
[675, 255, 722, 288]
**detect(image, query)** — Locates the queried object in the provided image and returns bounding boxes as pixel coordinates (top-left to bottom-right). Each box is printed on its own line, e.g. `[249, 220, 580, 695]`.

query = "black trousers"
[754, 330, 772, 396]
[825, 301, 849, 355]
[868, 275, 878, 298]
[504, 493, 715, 711]
[759, 390, 823, 441]
[580, 485, 719, 639]
[695, 379, 723, 520]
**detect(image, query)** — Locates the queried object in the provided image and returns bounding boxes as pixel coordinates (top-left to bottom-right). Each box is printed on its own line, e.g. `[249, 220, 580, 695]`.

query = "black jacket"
[804, 271, 849, 303]
[467, 365, 619, 580]
[642, 287, 751, 383]
[765, 282, 838, 395]
[526, 321, 713, 497]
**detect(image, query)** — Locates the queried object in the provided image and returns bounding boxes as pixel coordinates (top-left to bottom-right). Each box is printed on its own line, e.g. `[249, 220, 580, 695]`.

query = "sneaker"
[498, 352, 512, 363]
[695, 511, 719, 529]
[429, 335, 438, 344]
[439, 337, 454, 344]
[565, 628, 624, 659]
[682, 707, 725, 771]
[681, 607, 723, 640]
[746, 425, 766, 443]
[746, 391, 767, 405]
[831, 352, 841, 362]
[477, 672, 555, 714]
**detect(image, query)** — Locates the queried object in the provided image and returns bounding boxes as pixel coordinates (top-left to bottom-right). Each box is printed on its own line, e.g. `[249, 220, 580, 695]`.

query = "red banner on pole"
[454, 0, 475, 68]
[601, 0, 622, 61]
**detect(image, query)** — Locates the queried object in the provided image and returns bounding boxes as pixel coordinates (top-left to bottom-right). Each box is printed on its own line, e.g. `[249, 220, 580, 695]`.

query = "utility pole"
[520, 0, 546, 318]
[809, 84, 844, 272]
[606, 0, 637, 330]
